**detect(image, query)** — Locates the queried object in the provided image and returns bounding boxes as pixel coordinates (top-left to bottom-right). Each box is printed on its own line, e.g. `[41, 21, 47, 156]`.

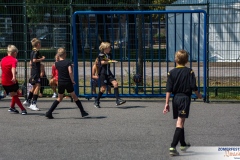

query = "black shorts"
[29, 74, 41, 85]
[172, 93, 191, 119]
[91, 79, 98, 89]
[91, 79, 112, 91]
[3, 82, 19, 93]
[99, 74, 115, 87]
[58, 82, 74, 94]
[40, 77, 49, 86]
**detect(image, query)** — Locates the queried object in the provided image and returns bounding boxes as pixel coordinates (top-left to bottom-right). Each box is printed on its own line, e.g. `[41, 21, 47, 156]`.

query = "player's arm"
[163, 72, 172, 114]
[32, 52, 45, 62]
[68, 65, 75, 84]
[11, 67, 17, 83]
[163, 92, 171, 114]
[190, 70, 202, 99]
[33, 56, 45, 62]
[92, 65, 98, 80]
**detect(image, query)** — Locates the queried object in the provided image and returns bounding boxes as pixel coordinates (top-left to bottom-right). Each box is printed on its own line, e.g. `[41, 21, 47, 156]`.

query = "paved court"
[0, 97, 239, 160]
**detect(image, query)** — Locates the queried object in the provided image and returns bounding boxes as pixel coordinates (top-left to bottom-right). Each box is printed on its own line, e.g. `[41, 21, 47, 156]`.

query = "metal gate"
[72, 10, 207, 100]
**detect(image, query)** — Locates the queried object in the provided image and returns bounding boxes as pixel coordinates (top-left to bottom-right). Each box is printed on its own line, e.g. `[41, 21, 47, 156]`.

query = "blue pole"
[72, 13, 79, 96]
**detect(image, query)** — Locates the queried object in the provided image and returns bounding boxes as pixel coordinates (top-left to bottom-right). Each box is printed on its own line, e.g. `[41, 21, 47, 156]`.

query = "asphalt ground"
[0, 97, 239, 160]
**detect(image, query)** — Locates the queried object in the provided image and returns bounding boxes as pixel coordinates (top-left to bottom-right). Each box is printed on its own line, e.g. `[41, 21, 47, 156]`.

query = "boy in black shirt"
[163, 49, 202, 156]
[94, 42, 126, 108]
[23, 38, 45, 111]
[45, 48, 88, 119]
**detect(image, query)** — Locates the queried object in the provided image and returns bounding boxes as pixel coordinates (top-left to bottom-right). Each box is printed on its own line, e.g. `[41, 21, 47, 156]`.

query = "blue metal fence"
[72, 10, 207, 100]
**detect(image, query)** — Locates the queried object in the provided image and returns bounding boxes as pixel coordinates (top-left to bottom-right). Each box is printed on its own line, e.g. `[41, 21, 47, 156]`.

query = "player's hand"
[11, 78, 17, 84]
[163, 104, 170, 114]
[41, 56, 45, 60]
[72, 81, 76, 85]
[197, 93, 202, 99]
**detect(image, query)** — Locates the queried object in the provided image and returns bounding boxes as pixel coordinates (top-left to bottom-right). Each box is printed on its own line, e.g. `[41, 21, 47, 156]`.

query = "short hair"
[175, 50, 189, 65]
[7, 45, 18, 54]
[99, 42, 111, 52]
[57, 47, 66, 57]
[31, 38, 41, 47]
[55, 53, 60, 62]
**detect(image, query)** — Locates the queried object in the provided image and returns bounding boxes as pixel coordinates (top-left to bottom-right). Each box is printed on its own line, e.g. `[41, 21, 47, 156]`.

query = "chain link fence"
[0, 0, 240, 101]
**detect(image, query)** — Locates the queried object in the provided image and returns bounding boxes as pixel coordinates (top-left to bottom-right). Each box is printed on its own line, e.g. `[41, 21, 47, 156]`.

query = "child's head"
[31, 38, 41, 48]
[55, 53, 60, 62]
[7, 45, 18, 57]
[99, 42, 111, 54]
[175, 50, 188, 65]
[57, 47, 66, 58]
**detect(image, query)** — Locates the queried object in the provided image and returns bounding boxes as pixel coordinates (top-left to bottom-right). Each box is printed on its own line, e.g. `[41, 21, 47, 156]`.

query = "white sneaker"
[23, 100, 31, 108]
[52, 93, 57, 98]
[29, 103, 40, 111]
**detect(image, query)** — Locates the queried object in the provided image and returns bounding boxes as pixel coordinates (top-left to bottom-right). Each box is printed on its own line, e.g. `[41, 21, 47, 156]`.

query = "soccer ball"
[133, 74, 142, 83]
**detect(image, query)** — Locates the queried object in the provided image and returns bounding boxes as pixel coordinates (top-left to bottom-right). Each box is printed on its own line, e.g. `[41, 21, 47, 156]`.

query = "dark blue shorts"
[172, 93, 191, 119]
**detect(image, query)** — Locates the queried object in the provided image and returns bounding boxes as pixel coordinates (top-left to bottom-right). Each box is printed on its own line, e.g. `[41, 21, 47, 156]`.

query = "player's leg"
[23, 82, 35, 107]
[69, 90, 89, 117]
[66, 83, 88, 117]
[5, 83, 27, 115]
[50, 78, 57, 98]
[179, 96, 191, 152]
[29, 82, 41, 111]
[110, 76, 126, 106]
[169, 95, 181, 156]
[94, 74, 106, 108]
[91, 79, 97, 94]
[46, 84, 64, 119]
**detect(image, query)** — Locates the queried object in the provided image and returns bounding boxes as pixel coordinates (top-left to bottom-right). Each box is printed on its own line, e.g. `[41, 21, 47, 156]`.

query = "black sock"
[32, 95, 38, 104]
[27, 92, 33, 102]
[114, 88, 119, 100]
[75, 100, 85, 113]
[96, 92, 103, 102]
[40, 87, 44, 94]
[48, 100, 59, 113]
[171, 127, 182, 148]
[179, 128, 186, 146]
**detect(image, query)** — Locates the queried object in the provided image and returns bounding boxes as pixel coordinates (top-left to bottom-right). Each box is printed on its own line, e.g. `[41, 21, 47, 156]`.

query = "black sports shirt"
[30, 48, 41, 76]
[98, 52, 113, 75]
[55, 59, 72, 84]
[166, 66, 198, 96]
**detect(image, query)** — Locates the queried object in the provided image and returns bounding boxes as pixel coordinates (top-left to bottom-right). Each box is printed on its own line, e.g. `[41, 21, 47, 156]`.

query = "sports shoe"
[81, 111, 89, 117]
[21, 110, 27, 115]
[52, 93, 57, 98]
[29, 103, 40, 111]
[94, 101, 101, 108]
[23, 100, 31, 108]
[169, 147, 179, 156]
[180, 143, 191, 152]
[8, 107, 19, 114]
[45, 112, 54, 119]
[116, 99, 126, 106]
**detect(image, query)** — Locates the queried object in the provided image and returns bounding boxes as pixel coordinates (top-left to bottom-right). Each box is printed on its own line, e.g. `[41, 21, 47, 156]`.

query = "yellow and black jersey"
[166, 66, 198, 96]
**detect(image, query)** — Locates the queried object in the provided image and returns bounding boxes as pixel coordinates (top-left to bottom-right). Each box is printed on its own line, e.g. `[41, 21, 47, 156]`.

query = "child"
[45, 47, 88, 119]
[163, 49, 202, 156]
[94, 42, 126, 108]
[1, 45, 27, 115]
[49, 54, 59, 98]
[92, 57, 112, 95]
[23, 38, 45, 111]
